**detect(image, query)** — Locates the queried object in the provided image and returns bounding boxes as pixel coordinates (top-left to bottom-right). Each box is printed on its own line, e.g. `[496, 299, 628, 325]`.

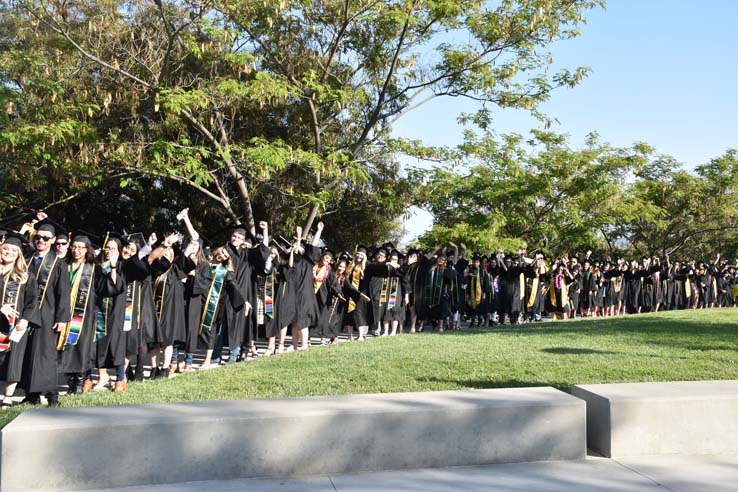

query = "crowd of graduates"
[1, 209, 738, 409]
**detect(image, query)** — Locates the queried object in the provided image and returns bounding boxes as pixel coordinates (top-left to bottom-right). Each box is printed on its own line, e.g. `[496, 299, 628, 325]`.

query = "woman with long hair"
[0, 234, 39, 409]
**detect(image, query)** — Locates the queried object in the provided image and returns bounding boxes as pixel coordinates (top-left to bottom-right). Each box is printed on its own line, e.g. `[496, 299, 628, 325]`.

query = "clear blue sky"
[396, 0, 738, 243]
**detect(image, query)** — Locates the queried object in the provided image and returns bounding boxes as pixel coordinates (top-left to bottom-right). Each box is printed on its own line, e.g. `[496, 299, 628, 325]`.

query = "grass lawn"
[2, 308, 738, 428]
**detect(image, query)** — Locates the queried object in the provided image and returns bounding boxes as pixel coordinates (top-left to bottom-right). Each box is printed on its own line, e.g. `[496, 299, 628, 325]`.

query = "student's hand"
[53, 322, 66, 333]
[361, 293, 370, 302]
[36, 211, 48, 221]
[15, 319, 28, 331]
[316, 221, 324, 232]
[259, 221, 268, 231]
[0, 304, 19, 319]
[148, 232, 158, 247]
[244, 302, 252, 316]
[108, 248, 120, 267]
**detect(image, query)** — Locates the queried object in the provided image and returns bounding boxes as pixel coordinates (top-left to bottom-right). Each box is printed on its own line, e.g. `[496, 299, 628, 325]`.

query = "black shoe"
[21, 394, 41, 405]
[126, 366, 135, 382]
[160, 368, 170, 379]
[237, 350, 248, 362]
[134, 365, 145, 382]
[46, 393, 60, 406]
[151, 367, 161, 380]
[66, 374, 80, 395]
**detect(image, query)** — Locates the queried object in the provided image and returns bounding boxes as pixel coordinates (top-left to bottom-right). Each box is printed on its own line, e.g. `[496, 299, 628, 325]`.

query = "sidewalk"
[76, 454, 738, 492]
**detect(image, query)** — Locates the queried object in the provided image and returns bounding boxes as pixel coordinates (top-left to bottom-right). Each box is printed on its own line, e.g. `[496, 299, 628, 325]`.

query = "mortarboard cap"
[1, 231, 30, 249]
[33, 218, 57, 236]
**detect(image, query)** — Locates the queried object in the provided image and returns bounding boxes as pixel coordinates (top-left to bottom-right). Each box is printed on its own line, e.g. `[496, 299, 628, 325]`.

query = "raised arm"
[178, 209, 199, 242]
[312, 221, 324, 247]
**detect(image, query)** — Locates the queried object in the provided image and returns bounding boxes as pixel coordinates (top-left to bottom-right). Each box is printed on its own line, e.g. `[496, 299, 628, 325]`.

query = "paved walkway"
[74, 454, 738, 492]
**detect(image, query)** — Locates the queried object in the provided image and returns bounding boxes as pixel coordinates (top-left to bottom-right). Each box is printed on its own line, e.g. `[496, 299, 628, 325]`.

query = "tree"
[2, 0, 604, 238]
[415, 130, 644, 255]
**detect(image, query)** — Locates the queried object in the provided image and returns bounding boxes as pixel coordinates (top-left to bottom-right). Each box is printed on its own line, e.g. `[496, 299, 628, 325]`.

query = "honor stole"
[95, 263, 113, 341]
[0, 273, 23, 352]
[199, 264, 227, 334]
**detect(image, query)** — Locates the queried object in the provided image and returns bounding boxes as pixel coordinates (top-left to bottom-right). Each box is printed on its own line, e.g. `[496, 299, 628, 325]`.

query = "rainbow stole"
[1, 274, 23, 353]
[264, 273, 274, 319]
[95, 263, 112, 341]
[59, 263, 94, 351]
[380, 277, 398, 310]
[200, 264, 227, 335]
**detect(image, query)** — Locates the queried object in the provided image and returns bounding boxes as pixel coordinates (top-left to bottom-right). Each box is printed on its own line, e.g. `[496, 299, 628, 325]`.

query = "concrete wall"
[0, 387, 585, 491]
[572, 380, 738, 458]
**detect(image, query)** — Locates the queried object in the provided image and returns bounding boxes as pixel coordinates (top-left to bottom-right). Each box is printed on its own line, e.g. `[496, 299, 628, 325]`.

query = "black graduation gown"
[369, 266, 410, 324]
[418, 265, 457, 322]
[623, 268, 649, 313]
[0, 272, 39, 382]
[314, 271, 344, 338]
[183, 259, 208, 353]
[60, 263, 104, 374]
[293, 245, 322, 329]
[150, 257, 187, 347]
[466, 268, 491, 316]
[344, 262, 402, 326]
[121, 255, 160, 349]
[523, 266, 547, 314]
[22, 251, 71, 394]
[91, 264, 127, 368]
[273, 261, 298, 330]
[192, 262, 243, 349]
[497, 266, 524, 317]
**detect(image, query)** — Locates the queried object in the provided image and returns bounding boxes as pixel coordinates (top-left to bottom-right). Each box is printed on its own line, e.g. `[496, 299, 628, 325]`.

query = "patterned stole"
[379, 277, 398, 309]
[199, 264, 227, 334]
[123, 282, 139, 332]
[58, 263, 94, 350]
[0, 273, 23, 352]
[95, 263, 112, 341]
[264, 273, 274, 319]
[528, 275, 540, 308]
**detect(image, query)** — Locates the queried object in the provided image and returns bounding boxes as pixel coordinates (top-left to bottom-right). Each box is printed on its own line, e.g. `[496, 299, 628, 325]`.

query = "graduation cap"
[321, 248, 334, 259]
[126, 233, 147, 250]
[482, 255, 490, 262]
[105, 232, 128, 249]
[406, 248, 419, 256]
[503, 254, 513, 261]
[1, 231, 30, 249]
[389, 249, 404, 261]
[270, 238, 287, 253]
[382, 242, 396, 251]
[71, 235, 95, 249]
[33, 218, 58, 236]
[472, 254, 482, 261]
[276, 235, 293, 251]
[374, 246, 388, 257]
[356, 244, 369, 254]
[339, 250, 353, 261]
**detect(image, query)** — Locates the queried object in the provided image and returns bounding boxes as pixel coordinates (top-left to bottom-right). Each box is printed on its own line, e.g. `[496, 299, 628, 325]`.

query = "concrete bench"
[0, 387, 585, 491]
[571, 380, 738, 458]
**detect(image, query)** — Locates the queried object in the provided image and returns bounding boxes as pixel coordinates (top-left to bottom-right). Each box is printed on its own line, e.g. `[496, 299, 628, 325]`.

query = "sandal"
[1, 397, 13, 410]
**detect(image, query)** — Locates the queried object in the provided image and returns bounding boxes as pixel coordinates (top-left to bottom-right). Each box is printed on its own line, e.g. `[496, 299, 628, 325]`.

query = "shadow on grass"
[416, 376, 571, 393]
[540, 347, 618, 355]
[433, 311, 738, 352]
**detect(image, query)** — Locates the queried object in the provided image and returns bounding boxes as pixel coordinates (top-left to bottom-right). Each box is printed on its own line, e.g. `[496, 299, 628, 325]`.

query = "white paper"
[9, 329, 24, 342]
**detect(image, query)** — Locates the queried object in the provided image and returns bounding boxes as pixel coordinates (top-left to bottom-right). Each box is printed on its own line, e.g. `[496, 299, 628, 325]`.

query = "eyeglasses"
[56, 242, 68, 247]
[35, 235, 54, 242]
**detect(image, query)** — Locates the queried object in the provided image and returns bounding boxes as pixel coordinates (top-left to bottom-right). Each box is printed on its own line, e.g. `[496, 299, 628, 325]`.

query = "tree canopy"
[1, 0, 602, 245]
